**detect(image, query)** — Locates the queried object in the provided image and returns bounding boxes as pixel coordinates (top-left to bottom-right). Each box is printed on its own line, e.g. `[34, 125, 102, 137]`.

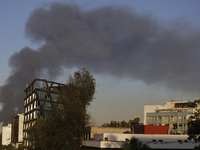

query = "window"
[157, 116, 161, 122]
[51, 93, 58, 101]
[147, 116, 153, 123]
[179, 124, 182, 130]
[178, 116, 182, 122]
[183, 124, 186, 130]
[34, 101, 36, 109]
[30, 113, 32, 119]
[183, 116, 186, 122]
[34, 110, 40, 119]
[33, 93, 36, 99]
[173, 124, 177, 129]
[162, 116, 169, 122]
[35, 100, 43, 109]
[37, 91, 46, 100]
[171, 116, 178, 122]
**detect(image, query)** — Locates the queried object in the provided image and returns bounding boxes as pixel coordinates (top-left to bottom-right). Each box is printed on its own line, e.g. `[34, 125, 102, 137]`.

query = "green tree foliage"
[2, 144, 13, 150]
[27, 110, 72, 150]
[102, 120, 131, 128]
[133, 117, 140, 124]
[16, 144, 24, 150]
[0, 144, 23, 150]
[187, 99, 200, 142]
[122, 137, 150, 150]
[27, 68, 96, 150]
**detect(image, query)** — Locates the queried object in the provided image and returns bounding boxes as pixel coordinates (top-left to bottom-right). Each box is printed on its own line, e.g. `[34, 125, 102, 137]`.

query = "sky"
[0, 0, 200, 126]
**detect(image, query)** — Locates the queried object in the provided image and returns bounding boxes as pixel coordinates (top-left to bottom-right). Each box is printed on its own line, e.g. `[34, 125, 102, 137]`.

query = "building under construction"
[23, 79, 65, 148]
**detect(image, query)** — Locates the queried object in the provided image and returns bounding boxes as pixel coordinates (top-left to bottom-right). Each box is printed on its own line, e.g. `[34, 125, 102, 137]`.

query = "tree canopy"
[27, 68, 96, 150]
[102, 120, 131, 128]
[187, 99, 200, 142]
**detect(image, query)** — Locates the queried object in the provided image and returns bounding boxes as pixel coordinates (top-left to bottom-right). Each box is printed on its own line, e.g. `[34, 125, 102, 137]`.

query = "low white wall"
[82, 140, 199, 149]
[82, 140, 123, 148]
[95, 133, 194, 142]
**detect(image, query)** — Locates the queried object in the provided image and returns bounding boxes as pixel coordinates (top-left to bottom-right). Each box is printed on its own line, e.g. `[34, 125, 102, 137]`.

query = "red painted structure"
[133, 125, 169, 134]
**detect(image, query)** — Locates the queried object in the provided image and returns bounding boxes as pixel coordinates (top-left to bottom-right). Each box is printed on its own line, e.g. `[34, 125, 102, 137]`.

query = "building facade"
[144, 100, 195, 134]
[23, 79, 65, 148]
[133, 125, 169, 134]
[84, 126, 131, 140]
[2, 124, 12, 146]
[11, 113, 24, 144]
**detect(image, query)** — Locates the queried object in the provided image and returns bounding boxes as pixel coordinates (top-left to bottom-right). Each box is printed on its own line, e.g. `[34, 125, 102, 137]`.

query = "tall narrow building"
[23, 79, 65, 148]
[11, 113, 24, 144]
[2, 124, 12, 146]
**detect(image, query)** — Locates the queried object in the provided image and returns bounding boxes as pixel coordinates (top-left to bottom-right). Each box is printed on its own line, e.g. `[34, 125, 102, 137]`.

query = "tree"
[1, 144, 23, 150]
[133, 117, 140, 124]
[2, 144, 13, 150]
[58, 67, 96, 149]
[122, 137, 150, 150]
[187, 99, 200, 142]
[102, 120, 131, 128]
[27, 68, 96, 150]
[29, 108, 76, 150]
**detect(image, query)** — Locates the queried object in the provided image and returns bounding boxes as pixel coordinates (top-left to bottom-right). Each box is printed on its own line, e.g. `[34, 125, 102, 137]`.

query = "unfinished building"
[23, 79, 65, 148]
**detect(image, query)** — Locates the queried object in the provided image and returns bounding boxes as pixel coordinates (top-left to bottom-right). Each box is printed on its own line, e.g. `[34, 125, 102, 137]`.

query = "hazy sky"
[0, 0, 200, 126]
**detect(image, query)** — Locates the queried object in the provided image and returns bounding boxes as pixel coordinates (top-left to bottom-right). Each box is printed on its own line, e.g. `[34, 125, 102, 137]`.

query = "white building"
[2, 124, 12, 145]
[82, 133, 199, 149]
[143, 100, 195, 134]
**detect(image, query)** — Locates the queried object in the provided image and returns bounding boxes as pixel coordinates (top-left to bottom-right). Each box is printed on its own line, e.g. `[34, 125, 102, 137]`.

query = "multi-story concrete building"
[144, 100, 195, 134]
[84, 126, 131, 140]
[23, 79, 65, 148]
[2, 124, 12, 146]
[11, 114, 24, 144]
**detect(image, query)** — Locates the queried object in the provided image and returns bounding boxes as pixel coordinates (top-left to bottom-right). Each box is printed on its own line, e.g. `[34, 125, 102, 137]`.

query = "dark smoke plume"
[1, 2, 200, 124]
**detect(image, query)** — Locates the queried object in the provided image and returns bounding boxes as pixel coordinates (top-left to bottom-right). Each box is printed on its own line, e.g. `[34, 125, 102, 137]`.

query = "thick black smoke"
[0, 2, 200, 124]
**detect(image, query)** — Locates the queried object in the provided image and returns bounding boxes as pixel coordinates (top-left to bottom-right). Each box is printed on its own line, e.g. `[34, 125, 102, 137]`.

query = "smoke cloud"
[0, 2, 200, 124]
